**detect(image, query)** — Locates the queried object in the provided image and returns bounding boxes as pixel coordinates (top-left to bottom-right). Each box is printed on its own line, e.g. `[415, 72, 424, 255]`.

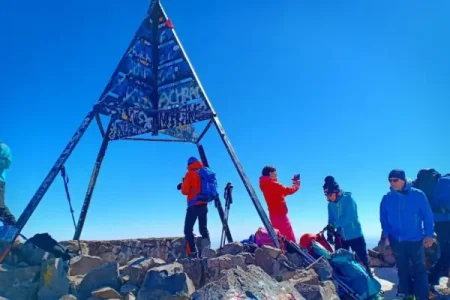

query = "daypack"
[25, 233, 78, 261]
[413, 168, 441, 203]
[188, 167, 219, 206]
[299, 233, 333, 256]
[254, 227, 286, 252]
[432, 173, 450, 214]
[331, 249, 382, 300]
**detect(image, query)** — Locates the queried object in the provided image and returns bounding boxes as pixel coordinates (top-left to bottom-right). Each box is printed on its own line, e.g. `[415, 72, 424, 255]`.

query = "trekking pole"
[220, 183, 233, 248]
[0, 218, 27, 241]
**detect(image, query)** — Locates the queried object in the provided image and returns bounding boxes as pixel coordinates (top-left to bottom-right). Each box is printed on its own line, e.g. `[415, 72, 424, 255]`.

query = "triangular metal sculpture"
[0, 0, 279, 260]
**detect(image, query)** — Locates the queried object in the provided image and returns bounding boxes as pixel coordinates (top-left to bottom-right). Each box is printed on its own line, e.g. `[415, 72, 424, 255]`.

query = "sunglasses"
[389, 178, 400, 183]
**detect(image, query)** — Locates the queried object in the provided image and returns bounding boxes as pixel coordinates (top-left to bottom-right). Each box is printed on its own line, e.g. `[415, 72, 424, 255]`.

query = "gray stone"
[293, 280, 339, 300]
[123, 256, 166, 286]
[77, 262, 121, 300]
[311, 258, 333, 281]
[69, 255, 104, 276]
[254, 247, 279, 276]
[178, 258, 204, 289]
[200, 248, 216, 259]
[120, 283, 138, 294]
[0, 263, 40, 300]
[91, 287, 121, 299]
[262, 245, 283, 258]
[204, 254, 247, 284]
[239, 252, 255, 265]
[20, 243, 54, 266]
[191, 265, 305, 300]
[221, 242, 244, 256]
[137, 262, 194, 300]
[59, 295, 77, 300]
[38, 258, 70, 300]
[286, 252, 304, 268]
[68, 275, 84, 298]
[290, 269, 320, 286]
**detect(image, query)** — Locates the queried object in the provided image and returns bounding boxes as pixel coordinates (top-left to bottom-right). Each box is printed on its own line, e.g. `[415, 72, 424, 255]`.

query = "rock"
[120, 284, 138, 294]
[254, 247, 279, 276]
[137, 262, 194, 299]
[293, 280, 339, 300]
[20, 243, 54, 266]
[204, 254, 247, 284]
[123, 256, 166, 286]
[178, 258, 204, 288]
[310, 258, 333, 281]
[91, 287, 121, 299]
[0, 264, 40, 300]
[191, 265, 305, 300]
[68, 275, 84, 297]
[239, 252, 255, 265]
[220, 242, 243, 255]
[290, 269, 320, 286]
[77, 262, 121, 300]
[59, 295, 77, 300]
[262, 245, 283, 258]
[275, 254, 298, 281]
[375, 239, 395, 265]
[124, 292, 136, 300]
[38, 257, 70, 300]
[69, 255, 104, 276]
[286, 252, 304, 268]
[368, 256, 392, 268]
[200, 248, 216, 259]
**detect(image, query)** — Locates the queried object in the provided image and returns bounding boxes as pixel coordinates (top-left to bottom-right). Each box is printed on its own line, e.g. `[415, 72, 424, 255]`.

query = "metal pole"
[73, 120, 114, 241]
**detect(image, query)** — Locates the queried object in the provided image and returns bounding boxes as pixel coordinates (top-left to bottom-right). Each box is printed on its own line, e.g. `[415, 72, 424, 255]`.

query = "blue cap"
[187, 157, 198, 166]
[389, 169, 406, 181]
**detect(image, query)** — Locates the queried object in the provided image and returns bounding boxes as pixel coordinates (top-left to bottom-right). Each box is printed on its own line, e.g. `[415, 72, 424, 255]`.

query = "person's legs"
[346, 236, 370, 268]
[0, 182, 16, 226]
[390, 237, 412, 296]
[407, 240, 429, 300]
[430, 221, 450, 284]
[270, 214, 296, 243]
[197, 204, 210, 246]
[183, 206, 198, 257]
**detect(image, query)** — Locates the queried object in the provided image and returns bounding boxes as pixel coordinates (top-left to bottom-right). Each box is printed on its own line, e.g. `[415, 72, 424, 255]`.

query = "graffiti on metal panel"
[159, 41, 183, 64]
[160, 125, 197, 141]
[121, 38, 154, 80]
[158, 59, 192, 86]
[157, 100, 212, 130]
[158, 23, 174, 44]
[108, 119, 152, 141]
[158, 80, 203, 109]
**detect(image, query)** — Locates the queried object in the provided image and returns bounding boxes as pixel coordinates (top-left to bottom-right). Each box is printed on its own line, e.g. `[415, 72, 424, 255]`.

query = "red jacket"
[181, 160, 207, 206]
[259, 176, 300, 217]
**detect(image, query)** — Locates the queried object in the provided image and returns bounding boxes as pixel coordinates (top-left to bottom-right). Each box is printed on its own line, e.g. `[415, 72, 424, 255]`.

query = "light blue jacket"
[0, 143, 12, 183]
[328, 191, 364, 241]
[380, 183, 434, 242]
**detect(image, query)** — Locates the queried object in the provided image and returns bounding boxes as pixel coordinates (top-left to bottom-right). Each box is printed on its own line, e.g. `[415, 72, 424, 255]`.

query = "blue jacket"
[0, 143, 12, 183]
[328, 192, 364, 241]
[380, 183, 434, 242]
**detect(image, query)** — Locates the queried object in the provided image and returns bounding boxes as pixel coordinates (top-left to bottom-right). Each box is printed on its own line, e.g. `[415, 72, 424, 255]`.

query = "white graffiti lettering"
[158, 84, 201, 108]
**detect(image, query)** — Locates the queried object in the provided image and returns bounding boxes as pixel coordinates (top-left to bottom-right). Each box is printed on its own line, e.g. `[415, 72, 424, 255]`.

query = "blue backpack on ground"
[432, 173, 450, 217]
[331, 249, 382, 300]
[188, 167, 219, 207]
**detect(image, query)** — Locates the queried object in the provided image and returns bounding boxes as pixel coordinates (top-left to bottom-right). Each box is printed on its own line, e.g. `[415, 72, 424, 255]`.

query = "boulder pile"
[0, 238, 341, 300]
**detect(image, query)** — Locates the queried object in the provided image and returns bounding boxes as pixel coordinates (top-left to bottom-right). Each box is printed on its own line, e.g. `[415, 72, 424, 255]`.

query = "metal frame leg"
[73, 120, 114, 241]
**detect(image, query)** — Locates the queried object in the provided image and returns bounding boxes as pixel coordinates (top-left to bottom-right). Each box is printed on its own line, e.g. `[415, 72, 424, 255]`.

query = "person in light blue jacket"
[324, 176, 368, 268]
[0, 142, 16, 225]
[380, 169, 434, 300]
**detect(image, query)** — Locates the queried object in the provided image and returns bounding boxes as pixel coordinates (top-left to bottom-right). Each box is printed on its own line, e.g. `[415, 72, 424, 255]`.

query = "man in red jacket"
[259, 165, 300, 243]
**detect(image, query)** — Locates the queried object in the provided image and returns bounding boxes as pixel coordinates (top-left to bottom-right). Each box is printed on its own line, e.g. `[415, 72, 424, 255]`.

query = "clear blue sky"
[1, 0, 449, 248]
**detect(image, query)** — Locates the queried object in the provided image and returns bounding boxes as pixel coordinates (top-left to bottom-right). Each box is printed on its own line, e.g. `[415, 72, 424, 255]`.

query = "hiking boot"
[188, 252, 199, 260]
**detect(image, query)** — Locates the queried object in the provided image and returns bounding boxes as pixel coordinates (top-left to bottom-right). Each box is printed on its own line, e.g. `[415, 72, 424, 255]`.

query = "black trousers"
[0, 182, 16, 225]
[338, 236, 369, 268]
[184, 204, 210, 255]
[429, 221, 450, 284]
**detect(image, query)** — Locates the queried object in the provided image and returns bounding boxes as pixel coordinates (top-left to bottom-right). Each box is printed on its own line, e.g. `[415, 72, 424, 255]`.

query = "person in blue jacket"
[380, 169, 434, 300]
[324, 176, 368, 268]
[0, 142, 16, 226]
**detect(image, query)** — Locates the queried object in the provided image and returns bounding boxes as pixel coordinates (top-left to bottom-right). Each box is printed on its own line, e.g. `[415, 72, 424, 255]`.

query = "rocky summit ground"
[0, 237, 449, 300]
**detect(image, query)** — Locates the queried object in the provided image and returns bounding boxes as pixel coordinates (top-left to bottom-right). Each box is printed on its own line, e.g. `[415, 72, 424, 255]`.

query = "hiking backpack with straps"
[413, 168, 441, 203]
[432, 173, 450, 216]
[330, 248, 382, 300]
[188, 167, 219, 207]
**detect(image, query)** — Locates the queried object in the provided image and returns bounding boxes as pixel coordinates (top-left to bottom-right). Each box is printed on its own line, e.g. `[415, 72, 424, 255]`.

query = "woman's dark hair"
[262, 165, 276, 176]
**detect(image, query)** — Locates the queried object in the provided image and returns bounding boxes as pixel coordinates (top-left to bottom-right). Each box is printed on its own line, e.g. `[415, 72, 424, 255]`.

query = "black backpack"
[25, 233, 78, 261]
[413, 168, 441, 203]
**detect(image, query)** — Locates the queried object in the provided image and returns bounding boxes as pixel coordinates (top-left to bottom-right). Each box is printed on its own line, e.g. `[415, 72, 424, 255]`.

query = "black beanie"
[388, 169, 406, 181]
[323, 176, 340, 194]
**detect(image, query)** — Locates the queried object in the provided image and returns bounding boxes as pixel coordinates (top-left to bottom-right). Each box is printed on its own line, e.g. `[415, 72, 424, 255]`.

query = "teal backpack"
[331, 249, 382, 300]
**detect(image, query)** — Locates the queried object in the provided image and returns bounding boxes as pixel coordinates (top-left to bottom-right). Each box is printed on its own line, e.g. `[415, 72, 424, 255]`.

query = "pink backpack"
[254, 227, 286, 252]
